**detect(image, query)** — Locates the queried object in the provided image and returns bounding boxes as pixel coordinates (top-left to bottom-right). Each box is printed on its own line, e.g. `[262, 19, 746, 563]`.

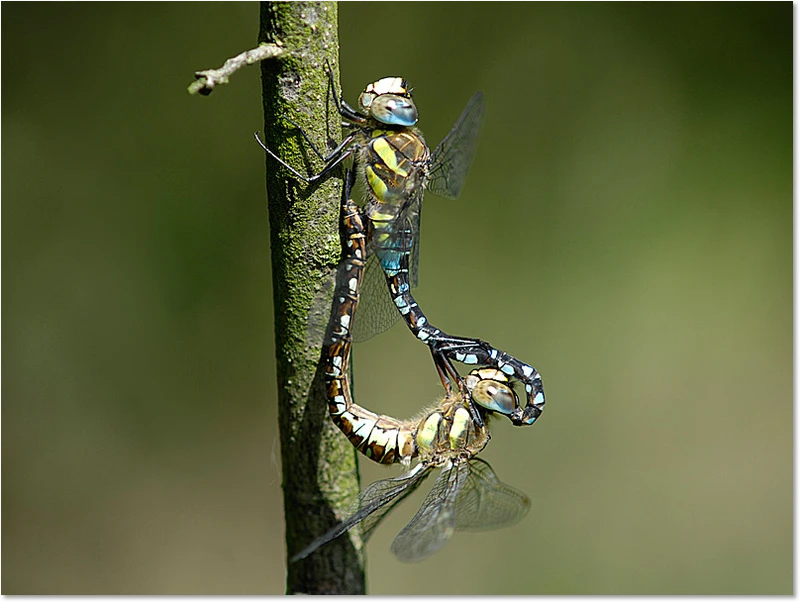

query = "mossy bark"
[258, 2, 366, 595]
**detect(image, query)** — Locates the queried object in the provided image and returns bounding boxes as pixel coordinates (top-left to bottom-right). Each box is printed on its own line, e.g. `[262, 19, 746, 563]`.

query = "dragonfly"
[257, 68, 544, 426]
[293, 168, 530, 562]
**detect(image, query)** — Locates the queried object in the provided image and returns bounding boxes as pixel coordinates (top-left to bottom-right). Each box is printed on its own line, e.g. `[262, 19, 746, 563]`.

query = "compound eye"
[369, 94, 418, 126]
[358, 90, 377, 113]
[469, 378, 519, 416]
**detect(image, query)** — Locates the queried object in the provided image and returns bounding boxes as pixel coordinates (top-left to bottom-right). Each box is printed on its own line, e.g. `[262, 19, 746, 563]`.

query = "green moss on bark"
[259, 1, 366, 595]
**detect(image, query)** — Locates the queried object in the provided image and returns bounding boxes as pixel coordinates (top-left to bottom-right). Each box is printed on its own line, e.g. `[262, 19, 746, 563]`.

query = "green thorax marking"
[362, 129, 429, 209]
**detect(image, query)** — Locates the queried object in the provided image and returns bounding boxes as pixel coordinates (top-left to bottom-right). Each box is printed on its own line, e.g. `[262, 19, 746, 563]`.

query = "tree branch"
[258, 1, 366, 595]
[188, 43, 286, 96]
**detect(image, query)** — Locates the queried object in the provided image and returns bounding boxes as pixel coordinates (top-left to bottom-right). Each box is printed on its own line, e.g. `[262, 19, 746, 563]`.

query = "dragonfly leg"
[323, 59, 366, 124]
[430, 349, 484, 428]
[255, 62, 369, 185]
[429, 335, 545, 426]
[254, 131, 355, 185]
[280, 116, 359, 165]
[281, 114, 329, 160]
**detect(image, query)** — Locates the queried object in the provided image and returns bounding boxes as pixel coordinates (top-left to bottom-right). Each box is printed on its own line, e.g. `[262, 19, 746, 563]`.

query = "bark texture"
[258, 1, 366, 594]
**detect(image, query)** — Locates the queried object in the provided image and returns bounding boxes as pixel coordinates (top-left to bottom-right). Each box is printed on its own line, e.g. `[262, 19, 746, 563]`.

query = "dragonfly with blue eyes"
[291, 168, 531, 563]
[257, 69, 544, 426]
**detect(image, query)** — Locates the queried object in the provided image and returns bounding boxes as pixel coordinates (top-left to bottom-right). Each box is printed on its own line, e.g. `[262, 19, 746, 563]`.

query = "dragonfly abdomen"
[324, 181, 420, 465]
[380, 231, 546, 425]
[327, 381, 417, 464]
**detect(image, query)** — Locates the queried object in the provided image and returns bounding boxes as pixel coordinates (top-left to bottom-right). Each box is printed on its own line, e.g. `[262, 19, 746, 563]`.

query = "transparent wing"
[454, 457, 531, 531]
[426, 91, 485, 199]
[405, 195, 422, 290]
[390, 462, 469, 562]
[351, 195, 422, 342]
[291, 463, 432, 562]
[350, 253, 402, 342]
[359, 464, 432, 541]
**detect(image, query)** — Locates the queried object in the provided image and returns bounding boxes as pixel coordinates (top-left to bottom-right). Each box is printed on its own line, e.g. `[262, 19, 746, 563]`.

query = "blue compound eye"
[370, 95, 418, 126]
[466, 371, 519, 416]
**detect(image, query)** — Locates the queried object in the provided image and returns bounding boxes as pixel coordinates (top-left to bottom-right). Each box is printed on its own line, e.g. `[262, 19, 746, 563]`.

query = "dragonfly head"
[359, 77, 418, 127]
[465, 368, 520, 419]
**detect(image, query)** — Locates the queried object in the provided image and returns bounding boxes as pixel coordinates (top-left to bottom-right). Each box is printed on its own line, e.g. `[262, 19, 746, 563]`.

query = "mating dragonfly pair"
[258, 70, 546, 562]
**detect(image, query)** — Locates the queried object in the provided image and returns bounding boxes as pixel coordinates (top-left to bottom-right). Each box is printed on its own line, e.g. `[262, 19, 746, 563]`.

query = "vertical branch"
[258, 1, 366, 595]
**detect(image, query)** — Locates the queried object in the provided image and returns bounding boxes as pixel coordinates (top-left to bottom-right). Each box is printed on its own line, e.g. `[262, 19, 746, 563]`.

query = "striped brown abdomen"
[324, 191, 418, 465]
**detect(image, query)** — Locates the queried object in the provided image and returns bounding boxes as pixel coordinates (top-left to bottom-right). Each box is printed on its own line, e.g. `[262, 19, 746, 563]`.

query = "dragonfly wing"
[351, 253, 402, 342]
[352, 190, 423, 342]
[454, 457, 531, 532]
[359, 464, 432, 541]
[390, 461, 469, 562]
[291, 463, 432, 562]
[406, 196, 422, 289]
[426, 91, 485, 200]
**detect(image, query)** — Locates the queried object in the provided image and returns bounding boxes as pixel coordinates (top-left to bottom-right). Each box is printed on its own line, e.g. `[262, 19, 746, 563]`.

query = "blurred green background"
[2, 2, 791, 595]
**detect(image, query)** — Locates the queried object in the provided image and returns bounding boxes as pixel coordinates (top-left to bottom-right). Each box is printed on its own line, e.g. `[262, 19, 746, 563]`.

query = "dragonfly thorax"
[362, 129, 429, 209]
[359, 77, 418, 127]
[414, 399, 490, 464]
